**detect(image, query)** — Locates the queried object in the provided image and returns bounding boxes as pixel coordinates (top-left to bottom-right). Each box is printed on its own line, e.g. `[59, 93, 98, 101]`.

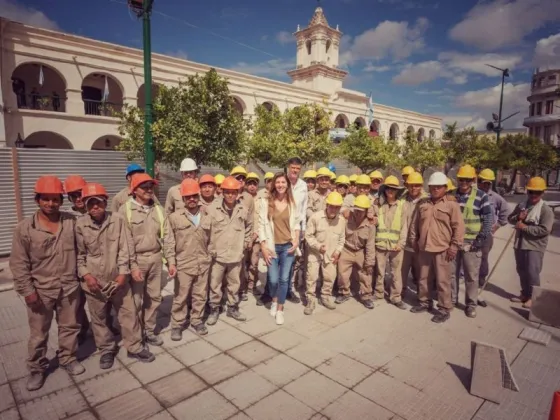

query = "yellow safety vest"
[125, 200, 166, 263]
[376, 200, 403, 247]
[462, 188, 481, 241]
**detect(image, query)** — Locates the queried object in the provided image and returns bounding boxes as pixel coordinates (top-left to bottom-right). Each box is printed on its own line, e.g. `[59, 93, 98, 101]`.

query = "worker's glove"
[100, 282, 119, 300]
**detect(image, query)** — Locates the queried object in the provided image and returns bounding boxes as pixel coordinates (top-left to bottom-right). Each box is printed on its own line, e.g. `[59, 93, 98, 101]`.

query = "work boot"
[192, 323, 208, 336]
[207, 308, 220, 326]
[335, 295, 351, 304]
[287, 291, 301, 304]
[522, 299, 532, 309]
[410, 304, 429, 314]
[465, 306, 477, 318]
[240, 292, 249, 302]
[26, 372, 45, 391]
[99, 353, 115, 370]
[477, 299, 488, 308]
[252, 287, 261, 296]
[393, 301, 407, 310]
[146, 333, 163, 346]
[363, 299, 375, 310]
[431, 310, 450, 324]
[226, 307, 247, 322]
[170, 328, 182, 341]
[303, 299, 316, 315]
[128, 348, 155, 363]
[62, 361, 85, 376]
[256, 297, 265, 306]
[321, 298, 336, 310]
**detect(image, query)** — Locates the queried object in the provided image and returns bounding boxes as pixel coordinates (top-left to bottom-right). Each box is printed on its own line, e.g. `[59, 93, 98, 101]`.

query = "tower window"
[306, 40, 312, 55]
[326, 39, 331, 53]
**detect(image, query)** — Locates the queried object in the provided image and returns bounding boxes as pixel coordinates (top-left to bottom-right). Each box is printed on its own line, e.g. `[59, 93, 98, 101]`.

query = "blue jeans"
[268, 243, 295, 305]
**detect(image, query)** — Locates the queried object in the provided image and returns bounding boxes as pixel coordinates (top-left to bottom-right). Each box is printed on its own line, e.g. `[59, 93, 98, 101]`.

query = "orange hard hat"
[64, 175, 86, 193]
[199, 174, 216, 185]
[34, 175, 64, 194]
[130, 173, 158, 191]
[221, 176, 241, 191]
[180, 179, 200, 196]
[81, 183, 108, 199]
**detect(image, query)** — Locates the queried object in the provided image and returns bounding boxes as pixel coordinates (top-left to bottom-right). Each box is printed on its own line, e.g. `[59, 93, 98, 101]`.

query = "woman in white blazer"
[258, 172, 301, 325]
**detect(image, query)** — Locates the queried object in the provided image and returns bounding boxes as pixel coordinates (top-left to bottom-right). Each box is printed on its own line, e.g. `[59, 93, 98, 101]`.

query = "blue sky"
[2, 0, 560, 129]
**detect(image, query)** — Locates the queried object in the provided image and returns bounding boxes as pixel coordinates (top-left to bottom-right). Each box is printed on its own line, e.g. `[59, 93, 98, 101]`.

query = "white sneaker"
[269, 302, 278, 317]
[276, 311, 284, 325]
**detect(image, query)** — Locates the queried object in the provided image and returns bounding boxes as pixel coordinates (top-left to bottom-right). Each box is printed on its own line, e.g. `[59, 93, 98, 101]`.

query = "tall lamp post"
[128, 0, 155, 177]
[485, 64, 510, 145]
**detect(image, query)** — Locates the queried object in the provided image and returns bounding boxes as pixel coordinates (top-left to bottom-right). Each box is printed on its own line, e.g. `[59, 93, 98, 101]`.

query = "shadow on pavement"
[485, 282, 517, 300]
[446, 362, 471, 392]
[509, 306, 530, 321]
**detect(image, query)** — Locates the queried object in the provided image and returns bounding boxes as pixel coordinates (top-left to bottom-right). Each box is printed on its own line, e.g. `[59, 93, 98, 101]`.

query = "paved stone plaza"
[1, 222, 559, 420]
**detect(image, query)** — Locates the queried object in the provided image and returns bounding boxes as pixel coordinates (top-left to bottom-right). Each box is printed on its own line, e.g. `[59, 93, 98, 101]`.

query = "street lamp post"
[485, 64, 510, 144]
[128, 0, 155, 177]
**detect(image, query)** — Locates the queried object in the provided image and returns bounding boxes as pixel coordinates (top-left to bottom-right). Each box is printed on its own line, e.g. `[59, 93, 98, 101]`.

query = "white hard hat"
[428, 172, 448, 186]
[180, 158, 198, 172]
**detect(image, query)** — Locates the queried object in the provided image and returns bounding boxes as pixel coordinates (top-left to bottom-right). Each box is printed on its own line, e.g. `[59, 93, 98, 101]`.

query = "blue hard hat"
[125, 163, 145, 177]
[328, 163, 336, 173]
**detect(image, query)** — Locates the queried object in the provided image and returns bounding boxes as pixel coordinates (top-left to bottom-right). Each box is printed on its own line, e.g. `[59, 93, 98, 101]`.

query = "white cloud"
[0, 0, 59, 30]
[449, 0, 560, 51]
[533, 33, 560, 69]
[441, 114, 488, 130]
[363, 64, 391, 72]
[415, 89, 454, 95]
[276, 31, 295, 45]
[438, 52, 523, 76]
[229, 58, 295, 78]
[392, 61, 445, 85]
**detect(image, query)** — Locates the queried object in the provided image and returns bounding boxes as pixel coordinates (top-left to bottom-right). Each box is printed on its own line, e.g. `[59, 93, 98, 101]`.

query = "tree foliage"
[117, 68, 250, 170]
[248, 103, 333, 166]
[400, 130, 446, 173]
[443, 124, 500, 169]
[498, 134, 558, 175]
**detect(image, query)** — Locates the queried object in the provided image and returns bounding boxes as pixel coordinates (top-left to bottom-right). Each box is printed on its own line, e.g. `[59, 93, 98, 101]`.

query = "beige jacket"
[344, 211, 376, 268]
[305, 211, 346, 264]
[306, 189, 329, 220]
[164, 184, 184, 216]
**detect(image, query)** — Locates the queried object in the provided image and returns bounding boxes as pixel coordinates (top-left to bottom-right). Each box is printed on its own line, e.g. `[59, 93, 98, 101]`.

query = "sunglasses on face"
[235, 175, 246, 181]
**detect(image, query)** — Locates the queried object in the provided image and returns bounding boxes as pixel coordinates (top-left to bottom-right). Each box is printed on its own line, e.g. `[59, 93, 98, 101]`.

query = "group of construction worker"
[10, 154, 553, 392]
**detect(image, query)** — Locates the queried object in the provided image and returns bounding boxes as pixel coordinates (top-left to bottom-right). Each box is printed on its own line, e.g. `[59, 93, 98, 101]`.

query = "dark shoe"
[393, 301, 407, 310]
[207, 308, 220, 326]
[128, 348, 155, 363]
[240, 292, 249, 302]
[410, 305, 429, 314]
[256, 297, 264, 306]
[170, 328, 182, 341]
[287, 291, 301, 304]
[99, 353, 115, 370]
[145, 333, 163, 346]
[431, 310, 450, 323]
[62, 361, 85, 376]
[335, 295, 351, 304]
[511, 295, 528, 303]
[252, 287, 262, 296]
[226, 307, 247, 321]
[26, 372, 45, 391]
[465, 306, 477, 318]
[477, 299, 488, 308]
[363, 299, 375, 310]
[192, 323, 208, 336]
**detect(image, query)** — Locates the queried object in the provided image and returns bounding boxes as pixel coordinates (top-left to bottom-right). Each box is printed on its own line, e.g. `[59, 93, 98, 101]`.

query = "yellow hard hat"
[316, 167, 331, 178]
[478, 169, 495, 181]
[246, 172, 260, 181]
[335, 175, 350, 185]
[330, 172, 336, 181]
[369, 170, 383, 180]
[214, 174, 225, 185]
[303, 170, 317, 179]
[356, 174, 372, 185]
[353, 195, 371, 210]
[325, 191, 343, 206]
[384, 175, 402, 188]
[406, 172, 423, 185]
[526, 176, 546, 192]
[402, 166, 415, 176]
[264, 172, 274, 180]
[230, 166, 248, 176]
[447, 179, 456, 191]
[349, 174, 358, 183]
[457, 165, 476, 179]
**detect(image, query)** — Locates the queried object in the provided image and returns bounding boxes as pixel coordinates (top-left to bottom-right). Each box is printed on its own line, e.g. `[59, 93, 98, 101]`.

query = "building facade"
[0, 7, 442, 151]
[524, 68, 560, 146]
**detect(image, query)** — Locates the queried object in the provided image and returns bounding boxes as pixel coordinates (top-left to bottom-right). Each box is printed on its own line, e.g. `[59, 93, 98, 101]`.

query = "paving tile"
[215, 370, 277, 409]
[64, 411, 97, 420]
[204, 328, 253, 351]
[321, 390, 395, 420]
[0, 305, 28, 331]
[72, 353, 123, 383]
[95, 388, 163, 420]
[0, 383, 15, 412]
[310, 414, 328, 420]
[168, 339, 221, 367]
[521, 343, 560, 369]
[160, 328, 200, 349]
[285, 318, 331, 339]
[284, 370, 347, 411]
[227, 340, 279, 367]
[342, 342, 397, 369]
[168, 388, 237, 420]
[316, 353, 373, 388]
[0, 327, 28, 347]
[245, 389, 315, 420]
[116, 343, 165, 366]
[0, 362, 7, 386]
[18, 386, 88, 420]
[147, 369, 207, 408]
[260, 329, 307, 352]
[382, 355, 442, 392]
[78, 369, 141, 406]
[238, 316, 279, 337]
[11, 368, 73, 403]
[0, 408, 20, 420]
[190, 354, 247, 385]
[148, 411, 175, 420]
[227, 412, 252, 420]
[252, 354, 311, 387]
[333, 300, 369, 317]
[286, 341, 336, 368]
[128, 352, 183, 384]
[0, 341, 34, 381]
[311, 310, 352, 328]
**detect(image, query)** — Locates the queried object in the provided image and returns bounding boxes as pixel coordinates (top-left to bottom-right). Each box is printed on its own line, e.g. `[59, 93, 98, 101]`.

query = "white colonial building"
[524, 68, 560, 146]
[0, 6, 442, 150]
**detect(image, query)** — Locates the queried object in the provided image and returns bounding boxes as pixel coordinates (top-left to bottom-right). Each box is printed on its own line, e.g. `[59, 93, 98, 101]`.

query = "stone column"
[65, 88, 84, 115]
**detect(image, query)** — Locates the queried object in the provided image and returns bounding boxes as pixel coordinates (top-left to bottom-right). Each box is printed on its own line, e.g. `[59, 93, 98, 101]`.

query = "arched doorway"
[389, 123, 399, 140]
[417, 128, 425, 142]
[23, 131, 73, 149]
[369, 120, 380, 137]
[262, 101, 275, 111]
[231, 96, 245, 115]
[406, 125, 415, 139]
[137, 83, 161, 109]
[354, 117, 366, 129]
[334, 114, 349, 129]
[82, 73, 124, 116]
[11, 63, 67, 112]
[91, 135, 123, 150]
[429, 129, 436, 139]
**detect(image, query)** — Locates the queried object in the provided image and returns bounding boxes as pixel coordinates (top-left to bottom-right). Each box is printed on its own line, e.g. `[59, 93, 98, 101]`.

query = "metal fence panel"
[0, 149, 18, 256]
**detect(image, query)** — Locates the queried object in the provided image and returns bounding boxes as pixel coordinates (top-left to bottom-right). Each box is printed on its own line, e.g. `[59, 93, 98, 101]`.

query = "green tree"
[336, 127, 402, 173]
[117, 68, 250, 170]
[400, 130, 446, 173]
[248, 103, 333, 166]
[443, 125, 500, 170]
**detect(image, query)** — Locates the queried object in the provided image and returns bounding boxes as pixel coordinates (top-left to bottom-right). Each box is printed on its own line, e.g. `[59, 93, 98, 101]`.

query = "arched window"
[326, 39, 332, 53]
[306, 40, 312, 55]
[82, 73, 124, 116]
[11, 63, 67, 112]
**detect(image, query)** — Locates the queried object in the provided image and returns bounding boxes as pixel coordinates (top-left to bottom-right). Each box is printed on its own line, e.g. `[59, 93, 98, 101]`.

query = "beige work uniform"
[112, 186, 160, 213]
[164, 184, 183, 216]
[120, 200, 165, 335]
[243, 193, 261, 292]
[305, 212, 346, 304]
[374, 201, 411, 303]
[239, 191, 256, 294]
[337, 211, 376, 299]
[10, 212, 80, 373]
[401, 193, 427, 296]
[408, 196, 465, 311]
[306, 189, 329, 219]
[205, 198, 252, 309]
[76, 212, 143, 355]
[164, 208, 211, 326]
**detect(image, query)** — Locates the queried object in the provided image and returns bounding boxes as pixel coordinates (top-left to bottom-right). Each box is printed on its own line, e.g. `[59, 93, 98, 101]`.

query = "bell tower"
[288, 6, 348, 93]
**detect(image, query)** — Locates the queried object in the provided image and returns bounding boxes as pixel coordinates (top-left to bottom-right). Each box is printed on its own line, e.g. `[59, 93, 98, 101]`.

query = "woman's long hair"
[268, 172, 294, 220]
